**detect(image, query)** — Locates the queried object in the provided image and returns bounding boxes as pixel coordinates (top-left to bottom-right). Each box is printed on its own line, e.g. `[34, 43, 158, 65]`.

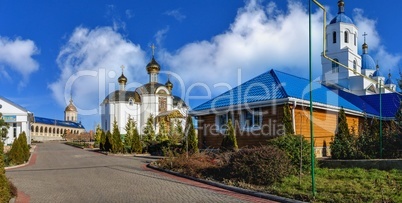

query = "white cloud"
[0, 37, 39, 87]
[353, 8, 401, 73]
[49, 26, 147, 116]
[162, 0, 324, 99]
[164, 9, 186, 22]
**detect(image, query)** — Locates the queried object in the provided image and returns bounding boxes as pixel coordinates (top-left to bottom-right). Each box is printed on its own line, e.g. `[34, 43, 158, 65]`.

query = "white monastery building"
[100, 52, 188, 134]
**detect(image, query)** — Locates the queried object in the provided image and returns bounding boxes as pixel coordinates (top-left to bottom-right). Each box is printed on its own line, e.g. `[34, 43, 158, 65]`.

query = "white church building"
[100, 53, 188, 134]
[321, 0, 397, 95]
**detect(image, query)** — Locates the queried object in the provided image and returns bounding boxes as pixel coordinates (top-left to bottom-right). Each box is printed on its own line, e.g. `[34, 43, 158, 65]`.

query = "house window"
[216, 112, 232, 132]
[332, 59, 339, 73]
[333, 32, 337, 44]
[344, 31, 348, 43]
[241, 108, 262, 130]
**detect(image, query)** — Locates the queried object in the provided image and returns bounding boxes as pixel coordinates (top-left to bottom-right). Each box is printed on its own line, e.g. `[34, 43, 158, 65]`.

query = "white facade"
[0, 96, 32, 145]
[101, 57, 188, 135]
[321, 0, 396, 95]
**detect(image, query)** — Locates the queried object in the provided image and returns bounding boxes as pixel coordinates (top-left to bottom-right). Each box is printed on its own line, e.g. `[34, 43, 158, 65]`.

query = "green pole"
[380, 80, 383, 158]
[309, 0, 316, 196]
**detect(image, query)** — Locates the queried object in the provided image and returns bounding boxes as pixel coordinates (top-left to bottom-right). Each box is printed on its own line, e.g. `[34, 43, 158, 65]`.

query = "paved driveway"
[6, 142, 273, 203]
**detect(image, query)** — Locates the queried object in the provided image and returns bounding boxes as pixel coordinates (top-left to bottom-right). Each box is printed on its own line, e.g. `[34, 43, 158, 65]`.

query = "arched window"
[35, 126, 39, 132]
[332, 59, 339, 73]
[128, 98, 133, 105]
[67, 116, 69, 121]
[45, 127, 48, 133]
[353, 60, 357, 71]
[354, 33, 357, 46]
[40, 126, 43, 133]
[333, 32, 337, 43]
[31, 125, 34, 132]
[344, 31, 348, 43]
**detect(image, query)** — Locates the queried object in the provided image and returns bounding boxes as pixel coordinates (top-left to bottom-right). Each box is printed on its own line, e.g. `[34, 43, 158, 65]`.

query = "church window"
[354, 33, 357, 46]
[353, 60, 357, 71]
[332, 59, 339, 73]
[241, 108, 262, 130]
[158, 97, 167, 112]
[332, 32, 337, 44]
[67, 116, 69, 121]
[128, 98, 133, 105]
[344, 31, 348, 43]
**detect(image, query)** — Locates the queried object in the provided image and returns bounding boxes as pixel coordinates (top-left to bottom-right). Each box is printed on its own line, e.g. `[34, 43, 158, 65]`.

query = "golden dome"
[118, 73, 127, 85]
[362, 43, 368, 50]
[165, 79, 173, 91]
[65, 99, 77, 112]
[146, 57, 160, 74]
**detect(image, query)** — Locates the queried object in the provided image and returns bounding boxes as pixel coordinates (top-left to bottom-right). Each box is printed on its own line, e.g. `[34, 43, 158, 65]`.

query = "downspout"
[292, 100, 297, 134]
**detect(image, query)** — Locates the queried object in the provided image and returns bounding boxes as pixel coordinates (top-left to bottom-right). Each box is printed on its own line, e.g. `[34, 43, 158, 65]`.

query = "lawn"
[156, 153, 402, 203]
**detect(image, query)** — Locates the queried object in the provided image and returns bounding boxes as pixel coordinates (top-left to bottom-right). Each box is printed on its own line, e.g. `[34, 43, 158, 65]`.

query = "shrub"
[221, 119, 238, 152]
[184, 115, 198, 154]
[0, 140, 11, 202]
[268, 134, 312, 173]
[226, 146, 294, 185]
[330, 108, 356, 159]
[156, 152, 217, 178]
[8, 132, 30, 165]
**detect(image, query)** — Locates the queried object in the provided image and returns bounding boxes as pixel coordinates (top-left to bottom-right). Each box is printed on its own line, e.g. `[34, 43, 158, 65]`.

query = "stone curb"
[147, 163, 306, 203]
[5, 145, 36, 170]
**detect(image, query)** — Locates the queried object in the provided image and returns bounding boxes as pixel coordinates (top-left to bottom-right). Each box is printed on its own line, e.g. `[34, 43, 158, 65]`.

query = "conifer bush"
[0, 140, 11, 203]
[220, 119, 238, 152]
[8, 132, 30, 165]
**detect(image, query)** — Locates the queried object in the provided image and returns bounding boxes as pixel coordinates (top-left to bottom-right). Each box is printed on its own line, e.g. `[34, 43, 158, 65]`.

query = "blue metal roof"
[385, 77, 395, 85]
[372, 69, 383, 77]
[274, 70, 361, 112]
[359, 93, 401, 118]
[330, 13, 353, 25]
[361, 53, 376, 70]
[34, 116, 85, 129]
[192, 69, 361, 113]
[192, 71, 287, 111]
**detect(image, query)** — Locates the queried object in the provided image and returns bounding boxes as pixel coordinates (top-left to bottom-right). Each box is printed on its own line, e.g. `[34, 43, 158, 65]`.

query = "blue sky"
[0, 0, 401, 131]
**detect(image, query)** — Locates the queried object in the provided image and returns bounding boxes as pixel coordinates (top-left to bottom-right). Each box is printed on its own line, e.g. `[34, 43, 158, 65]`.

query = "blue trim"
[34, 116, 85, 129]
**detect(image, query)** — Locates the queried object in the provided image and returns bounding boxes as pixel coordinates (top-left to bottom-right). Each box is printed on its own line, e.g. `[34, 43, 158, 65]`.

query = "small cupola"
[146, 44, 160, 83]
[118, 65, 127, 91]
[165, 77, 173, 92]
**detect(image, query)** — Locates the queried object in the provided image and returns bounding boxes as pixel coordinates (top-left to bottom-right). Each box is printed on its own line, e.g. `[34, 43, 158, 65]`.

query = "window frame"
[241, 108, 262, 131]
[215, 112, 233, 133]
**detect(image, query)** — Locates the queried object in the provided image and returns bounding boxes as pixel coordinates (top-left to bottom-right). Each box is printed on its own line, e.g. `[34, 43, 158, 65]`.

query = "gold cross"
[121, 65, 125, 73]
[150, 44, 156, 56]
[362, 32, 368, 43]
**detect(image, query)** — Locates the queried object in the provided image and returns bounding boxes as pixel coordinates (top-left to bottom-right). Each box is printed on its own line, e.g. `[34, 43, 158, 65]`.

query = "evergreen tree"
[356, 115, 379, 158]
[282, 104, 294, 135]
[111, 119, 123, 153]
[330, 108, 356, 159]
[99, 130, 106, 151]
[0, 140, 11, 203]
[9, 137, 24, 165]
[18, 132, 29, 162]
[157, 119, 169, 142]
[184, 115, 198, 154]
[131, 123, 142, 153]
[95, 124, 102, 146]
[170, 120, 183, 145]
[0, 113, 9, 141]
[221, 119, 238, 152]
[124, 118, 135, 153]
[104, 131, 112, 152]
[143, 115, 156, 143]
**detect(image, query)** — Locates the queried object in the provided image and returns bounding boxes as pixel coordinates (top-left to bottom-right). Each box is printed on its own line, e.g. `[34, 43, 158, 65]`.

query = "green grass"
[268, 168, 402, 203]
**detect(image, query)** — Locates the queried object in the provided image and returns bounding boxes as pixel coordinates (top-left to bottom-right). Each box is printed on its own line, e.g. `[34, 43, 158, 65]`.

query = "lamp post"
[309, 0, 316, 196]
[379, 79, 383, 158]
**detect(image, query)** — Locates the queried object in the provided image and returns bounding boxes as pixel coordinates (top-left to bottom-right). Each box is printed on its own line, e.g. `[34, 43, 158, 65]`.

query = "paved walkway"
[6, 142, 274, 203]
